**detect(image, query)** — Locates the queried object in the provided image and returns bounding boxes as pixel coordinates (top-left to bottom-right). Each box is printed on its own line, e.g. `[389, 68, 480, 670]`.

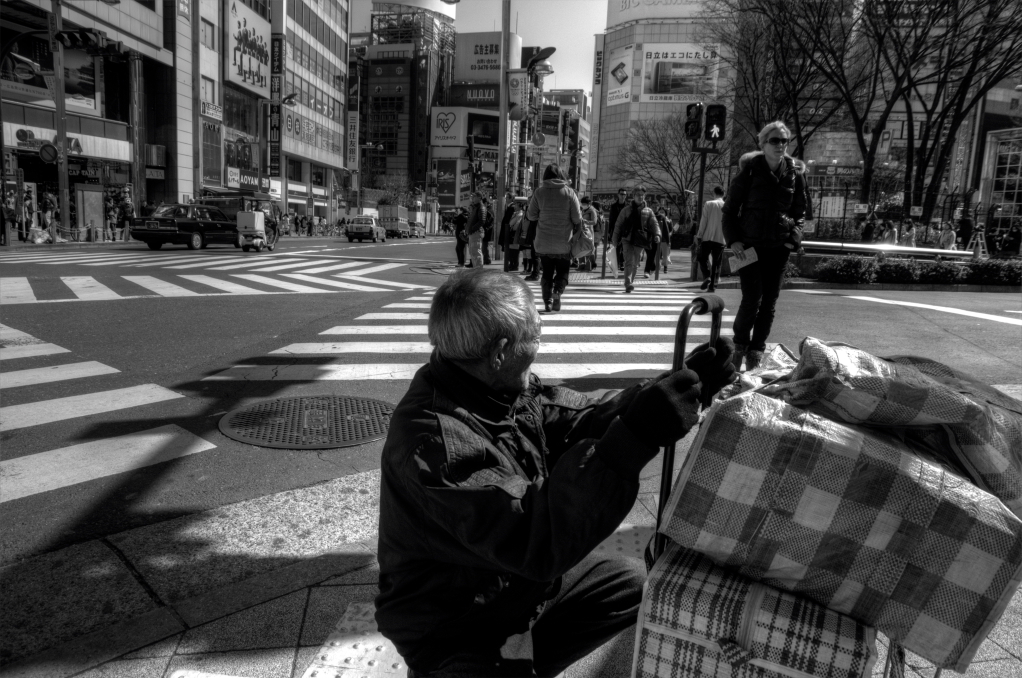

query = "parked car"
[130, 204, 238, 250]
[409, 222, 426, 238]
[346, 216, 387, 243]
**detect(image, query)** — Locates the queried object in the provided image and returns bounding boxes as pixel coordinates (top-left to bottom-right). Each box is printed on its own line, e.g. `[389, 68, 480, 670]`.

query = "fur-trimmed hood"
[739, 151, 806, 173]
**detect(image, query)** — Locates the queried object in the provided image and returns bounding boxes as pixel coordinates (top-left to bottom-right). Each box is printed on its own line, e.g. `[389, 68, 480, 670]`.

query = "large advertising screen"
[227, 0, 270, 98]
[0, 35, 100, 116]
[639, 43, 720, 103]
[605, 44, 634, 107]
[607, 0, 703, 30]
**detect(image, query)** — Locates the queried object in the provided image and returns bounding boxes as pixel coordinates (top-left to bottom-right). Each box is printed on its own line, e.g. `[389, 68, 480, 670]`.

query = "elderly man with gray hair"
[374, 269, 736, 677]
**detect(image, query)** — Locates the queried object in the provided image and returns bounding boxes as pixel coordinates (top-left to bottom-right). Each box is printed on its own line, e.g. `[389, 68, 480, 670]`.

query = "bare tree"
[611, 111, 734, 224]
[700, 0, 844, 158]
[373, 174, 415, 207]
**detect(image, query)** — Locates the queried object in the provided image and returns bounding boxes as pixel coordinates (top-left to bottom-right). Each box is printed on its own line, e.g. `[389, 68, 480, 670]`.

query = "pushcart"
[648, 295, 936, 678]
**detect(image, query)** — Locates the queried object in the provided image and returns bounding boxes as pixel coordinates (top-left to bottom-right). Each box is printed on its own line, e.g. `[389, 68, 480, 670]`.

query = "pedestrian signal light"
[705, 104, 726, 141]
[685, 103, 703, 139]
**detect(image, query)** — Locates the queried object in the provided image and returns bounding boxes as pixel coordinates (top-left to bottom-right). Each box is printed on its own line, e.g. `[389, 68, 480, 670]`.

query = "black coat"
[722, 152, 808, 249]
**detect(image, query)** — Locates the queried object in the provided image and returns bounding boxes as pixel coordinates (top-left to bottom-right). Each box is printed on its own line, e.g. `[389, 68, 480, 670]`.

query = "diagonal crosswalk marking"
[0, 384, 184, 432]
[178, 275, 276, 295]
[316, 325, 726, 337]
[202, 362, 675, 382]
[37, 255, 147, 265]
[0, 424, 215, 503]
[207, 258, 310, 271]
[320, 325, 429, 335]
[0, 323, 71, 360]
[80, 255, 182, 266]
[61, 277, 121, 300]
[271, 342, 680, 355]
[1, 361, 120, 389]
[333, 274, 428, 290]
[383, 302, 702, 311]
[342, 263, 407, 276]
[1, 278, 37, 304]
[293, 261, 369, 275]
[127, 256, 208, 267]
[283, 273, 390, 292]
[122, 275, 201, 297]
[241, 260, 319, 272]
[161, 256, 250, 269]
[230, 274, 334, 293]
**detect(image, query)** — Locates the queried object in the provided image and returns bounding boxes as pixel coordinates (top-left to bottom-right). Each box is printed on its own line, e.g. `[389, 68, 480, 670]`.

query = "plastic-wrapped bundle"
[660, 390, 1022, 672]
[634, 542, 877, 678]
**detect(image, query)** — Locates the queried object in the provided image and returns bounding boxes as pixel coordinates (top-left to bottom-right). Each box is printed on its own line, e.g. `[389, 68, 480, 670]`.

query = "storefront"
[287, 182, 309, 216]
[980, 128, 1022, 234]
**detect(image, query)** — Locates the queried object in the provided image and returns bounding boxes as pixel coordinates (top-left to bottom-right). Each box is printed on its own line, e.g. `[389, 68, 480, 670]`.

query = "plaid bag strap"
[716, 639, 753, 666]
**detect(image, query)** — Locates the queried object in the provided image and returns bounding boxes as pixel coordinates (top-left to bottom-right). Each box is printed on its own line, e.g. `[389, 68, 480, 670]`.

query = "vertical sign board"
[347, 112, 359, 190]
[589, 33, 604, 183]
[269, 33, 285, 177]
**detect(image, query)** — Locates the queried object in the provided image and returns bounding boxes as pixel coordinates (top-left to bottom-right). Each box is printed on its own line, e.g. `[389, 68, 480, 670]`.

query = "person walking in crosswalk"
[696, 186, 727, 291]
[526, 165, 583, 312]
[466, 192, 487, 268]
[722, 121, 807, 371]
[612, 186, 660, 293]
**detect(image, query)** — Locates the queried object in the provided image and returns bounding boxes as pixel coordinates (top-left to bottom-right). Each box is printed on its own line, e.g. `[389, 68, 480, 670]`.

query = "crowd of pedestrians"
[859, 216, 1021, 256]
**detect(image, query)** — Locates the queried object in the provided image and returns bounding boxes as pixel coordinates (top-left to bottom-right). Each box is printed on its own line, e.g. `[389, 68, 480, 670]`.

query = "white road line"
[343, 263, 407, 276]
[161, 256, 250, 269]
[127, 256, 208, 267]
[203, 362, 673, 381]
[80, 256, 181, 266]
[791, 290, 833, 295]
[0, 384, 184, 432]
[1, 253, 117, 263]
[1, 361, 120, 389]
[61, 277, 122, 301]
[37, 255, 148, 265]
[1, 278, 37, 304]
[283, 273, 389, 292]
[1006, 311, 1022, 314]
[320, 325, 429, 335]
[122, 275, 201, 297]
[0, 324, 40, 344]
[843, 296, 1022, 326]
[207, 258, 309, 271]
[272, 342, 680, 355]
[385, 303, 703, 312]
[334, 274, 428, 290]
[356, 312, 728, 322]
[293, 261, 369, 274]
[230, 274, 334, 293]
[404, 295, 696, 302]
[0, 343, 71, 360]
[178, 275, 275, 295]
[241, 260, 320, 273]
[0, 424, 215, 503]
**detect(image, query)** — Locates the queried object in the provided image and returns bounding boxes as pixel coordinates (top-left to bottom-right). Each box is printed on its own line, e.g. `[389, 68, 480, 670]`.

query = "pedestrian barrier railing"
[800, 240, 977, 260]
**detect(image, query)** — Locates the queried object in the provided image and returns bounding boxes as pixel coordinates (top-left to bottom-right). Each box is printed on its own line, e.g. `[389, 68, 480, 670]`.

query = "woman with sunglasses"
[721, 121, 808, 371]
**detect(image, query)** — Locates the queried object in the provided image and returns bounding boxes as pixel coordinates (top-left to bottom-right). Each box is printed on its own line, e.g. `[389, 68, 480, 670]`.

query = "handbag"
[570, 200, 595, 259]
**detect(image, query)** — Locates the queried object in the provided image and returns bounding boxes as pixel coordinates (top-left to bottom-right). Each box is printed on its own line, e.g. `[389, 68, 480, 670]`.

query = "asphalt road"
[1, 236, 1019, 566]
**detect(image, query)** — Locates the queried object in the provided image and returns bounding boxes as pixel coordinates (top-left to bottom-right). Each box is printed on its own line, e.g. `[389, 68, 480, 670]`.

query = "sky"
[349, 0, 607, 92]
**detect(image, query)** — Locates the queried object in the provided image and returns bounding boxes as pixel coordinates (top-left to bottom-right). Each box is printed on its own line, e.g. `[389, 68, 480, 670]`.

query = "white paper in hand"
[729, 247, 758, 272]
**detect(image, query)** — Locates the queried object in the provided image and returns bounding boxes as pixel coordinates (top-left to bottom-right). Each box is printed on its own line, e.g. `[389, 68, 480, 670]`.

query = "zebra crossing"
[0, 250, 433, 304]
[0, 323, 216, 502]
[204, 283, 734, 384]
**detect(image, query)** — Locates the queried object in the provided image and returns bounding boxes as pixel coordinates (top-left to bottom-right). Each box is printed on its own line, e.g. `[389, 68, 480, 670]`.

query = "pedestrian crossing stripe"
[0, 383, 185, 432]
[203, 363, 678, 382]
[0, 424, 216, 504]
[271, 341, 717, 355]
[1, 361, 120, 389]
[356, 312, 732, 322]
[207, 258, 311, 271]
[317, 325, 724, 336]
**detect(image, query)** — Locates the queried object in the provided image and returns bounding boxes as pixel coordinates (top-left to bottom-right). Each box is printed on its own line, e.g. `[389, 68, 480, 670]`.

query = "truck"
[378, 205, 410, 239]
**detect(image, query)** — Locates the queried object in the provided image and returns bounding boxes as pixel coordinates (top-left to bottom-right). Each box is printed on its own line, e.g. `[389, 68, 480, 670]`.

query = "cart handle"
[653, 294, 726, 561]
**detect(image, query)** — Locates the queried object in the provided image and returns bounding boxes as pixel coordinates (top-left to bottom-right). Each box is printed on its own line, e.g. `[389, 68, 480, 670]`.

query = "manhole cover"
[218, 396, 395, 449]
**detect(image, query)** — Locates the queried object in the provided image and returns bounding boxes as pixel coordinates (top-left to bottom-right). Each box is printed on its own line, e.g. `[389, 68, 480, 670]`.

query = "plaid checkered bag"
[766, 338, 1022, 518]
[659, 391, 1022, 671]
[633, 542, 877, 678]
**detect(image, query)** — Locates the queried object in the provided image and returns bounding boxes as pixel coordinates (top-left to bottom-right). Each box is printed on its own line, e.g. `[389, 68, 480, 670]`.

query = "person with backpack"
[612, 185, 660, 293]
[579, 196, 601, 271]
[526, 165, 583, 312]
[721, 121, 807, 372]
[696, 186, 726, 291]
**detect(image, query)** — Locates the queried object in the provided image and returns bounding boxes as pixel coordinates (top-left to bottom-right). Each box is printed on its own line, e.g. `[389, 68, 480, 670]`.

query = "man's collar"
[429, 352, 519, 422]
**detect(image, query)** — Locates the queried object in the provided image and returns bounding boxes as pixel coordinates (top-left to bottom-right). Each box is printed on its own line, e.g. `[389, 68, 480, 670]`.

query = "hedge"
[811, 256, 1020, 286]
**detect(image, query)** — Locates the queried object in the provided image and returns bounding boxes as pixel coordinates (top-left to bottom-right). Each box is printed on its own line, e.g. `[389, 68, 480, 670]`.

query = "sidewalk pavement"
[3, 424, 1020, 678]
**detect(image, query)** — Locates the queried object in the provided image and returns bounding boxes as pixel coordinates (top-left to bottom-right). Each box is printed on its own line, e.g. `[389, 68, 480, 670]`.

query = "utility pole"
[48, 0, 71, 241]
[496, 0, 510, 269]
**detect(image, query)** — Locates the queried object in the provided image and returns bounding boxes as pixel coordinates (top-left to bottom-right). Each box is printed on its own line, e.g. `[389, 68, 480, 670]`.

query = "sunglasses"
[767, 137, 790, 146]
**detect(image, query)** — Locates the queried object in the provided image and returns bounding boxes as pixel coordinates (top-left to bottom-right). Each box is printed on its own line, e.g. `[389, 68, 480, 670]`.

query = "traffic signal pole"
[48, 0, 71, 241]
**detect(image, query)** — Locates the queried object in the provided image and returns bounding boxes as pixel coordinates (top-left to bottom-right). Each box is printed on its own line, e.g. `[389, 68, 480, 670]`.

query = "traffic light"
[705, 104, 727, 141]
[685, 103, 703, 139]
[54, 29, 104, 50]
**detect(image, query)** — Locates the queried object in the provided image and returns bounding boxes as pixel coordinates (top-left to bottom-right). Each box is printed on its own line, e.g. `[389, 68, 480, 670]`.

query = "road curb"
[1, 545, 377, 678]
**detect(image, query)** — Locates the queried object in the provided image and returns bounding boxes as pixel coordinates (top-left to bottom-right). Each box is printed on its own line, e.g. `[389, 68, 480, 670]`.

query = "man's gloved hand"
[622, 369, 702, 448]
[685, 337, 739, 401]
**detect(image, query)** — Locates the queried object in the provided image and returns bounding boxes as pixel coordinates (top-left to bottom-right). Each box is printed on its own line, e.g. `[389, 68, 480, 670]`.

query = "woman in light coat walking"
[526, 165, 582, 312]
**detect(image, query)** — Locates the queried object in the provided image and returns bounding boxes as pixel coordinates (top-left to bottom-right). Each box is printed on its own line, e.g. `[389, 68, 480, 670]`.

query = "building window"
[287, 158, 304, 182]
[240, 0, 269, 21]
[311, 165, 326, 186]
[201, 77, 216, 103]
[202, 122, 223, 185]
[200, 20, 217, 51]
[224, 87, 258, 137]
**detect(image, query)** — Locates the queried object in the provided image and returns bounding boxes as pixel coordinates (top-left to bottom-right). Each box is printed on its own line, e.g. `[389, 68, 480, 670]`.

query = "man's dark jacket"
[608, 200, 627, 243]
[374, 354, 655, 672]
[721, 151, 808, 250]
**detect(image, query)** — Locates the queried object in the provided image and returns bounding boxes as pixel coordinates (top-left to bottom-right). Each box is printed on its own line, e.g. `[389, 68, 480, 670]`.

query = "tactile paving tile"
[593, 523, 655, 560]
[302, 602, 405, 677]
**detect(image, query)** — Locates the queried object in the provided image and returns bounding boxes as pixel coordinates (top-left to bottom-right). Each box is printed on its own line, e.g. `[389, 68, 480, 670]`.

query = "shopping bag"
[659, 389, 1022, 672]
[634, 542, 877, 678]
[605, 243, 619, 276]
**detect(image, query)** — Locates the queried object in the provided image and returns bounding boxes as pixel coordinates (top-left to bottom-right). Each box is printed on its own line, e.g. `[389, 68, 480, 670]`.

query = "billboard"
[639, 43, 720, 103]
[607, 0, 703, 30]
[449, 84, 501, 109]
[452, 32, 522, 83]
[436, 158, 459, 207]
[346, 112, 359, 168]
[227, 0, 270, 98]
[0, 35, 100, 116]
[431, 107, 499, 147]
[589, 33, 605, 183]
[605, 44, 634, 107]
